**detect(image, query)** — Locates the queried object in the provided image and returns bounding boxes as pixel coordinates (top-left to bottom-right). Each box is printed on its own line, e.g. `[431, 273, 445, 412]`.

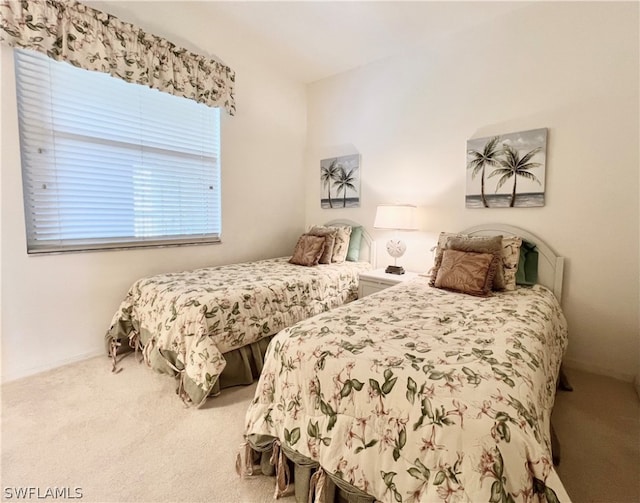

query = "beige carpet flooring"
[1, 356, 638, 503]
[552, 368, 640, 502]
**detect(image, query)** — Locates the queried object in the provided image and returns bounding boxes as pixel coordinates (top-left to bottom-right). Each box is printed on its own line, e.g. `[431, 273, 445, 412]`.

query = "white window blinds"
[14, 48, 221, 254]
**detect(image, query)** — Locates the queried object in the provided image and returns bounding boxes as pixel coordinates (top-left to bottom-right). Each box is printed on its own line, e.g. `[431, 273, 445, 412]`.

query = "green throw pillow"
[346, 226, 363, 261]
[516, 240, 538, 285]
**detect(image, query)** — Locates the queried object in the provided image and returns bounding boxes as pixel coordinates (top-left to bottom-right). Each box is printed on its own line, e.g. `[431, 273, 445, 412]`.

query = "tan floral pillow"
[309, 225, 352, 263]
[289, 235, 325, 266]
[434, 249, 498, 297]
[306, 227, 337, 264]
[500, 236, 523, 291]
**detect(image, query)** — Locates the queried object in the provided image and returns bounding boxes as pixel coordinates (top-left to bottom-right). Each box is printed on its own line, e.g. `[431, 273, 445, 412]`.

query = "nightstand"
[358, 268, 421, 298]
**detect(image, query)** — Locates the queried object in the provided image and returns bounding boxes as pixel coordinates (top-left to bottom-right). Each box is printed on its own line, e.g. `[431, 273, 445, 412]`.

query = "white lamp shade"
[373, 204, 417, 230]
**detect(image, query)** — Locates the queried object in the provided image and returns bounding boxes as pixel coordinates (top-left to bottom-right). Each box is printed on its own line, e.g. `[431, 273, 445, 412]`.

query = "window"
[14, 49, 221, 254]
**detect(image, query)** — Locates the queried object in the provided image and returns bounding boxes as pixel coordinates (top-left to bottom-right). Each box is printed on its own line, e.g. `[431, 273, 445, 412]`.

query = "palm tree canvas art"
[320, 154, 360, 208]
[466, 128, 547, 208]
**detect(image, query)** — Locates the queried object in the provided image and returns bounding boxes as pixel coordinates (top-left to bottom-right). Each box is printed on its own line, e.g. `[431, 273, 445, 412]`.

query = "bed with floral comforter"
[105, 257, 371, 406]
[241, 279, 570, 502]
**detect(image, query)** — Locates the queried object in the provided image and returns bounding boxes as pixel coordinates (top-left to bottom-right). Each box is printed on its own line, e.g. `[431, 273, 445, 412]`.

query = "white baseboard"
[1, 349, 104, 384]
[562, 357, 635, 383]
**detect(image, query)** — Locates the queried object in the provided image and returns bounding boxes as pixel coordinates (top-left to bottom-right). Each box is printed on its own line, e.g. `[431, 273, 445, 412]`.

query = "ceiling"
[199, 1, 529, 82]
[88, 1, 529, 84]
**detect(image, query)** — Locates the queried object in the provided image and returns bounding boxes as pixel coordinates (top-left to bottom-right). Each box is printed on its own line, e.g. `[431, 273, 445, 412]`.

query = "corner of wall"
[562, 357, 636, 384]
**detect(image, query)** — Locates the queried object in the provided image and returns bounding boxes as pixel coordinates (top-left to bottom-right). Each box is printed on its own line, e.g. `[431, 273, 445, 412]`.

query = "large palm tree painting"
[320, 154, 360, 208]
[466, 128, 547, 208]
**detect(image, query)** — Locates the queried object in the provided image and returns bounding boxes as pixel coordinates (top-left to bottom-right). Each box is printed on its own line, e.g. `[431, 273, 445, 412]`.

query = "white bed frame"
[462, 223, 565, 303]
[313, 222, 563, 300]
[321, 219, 376, 266]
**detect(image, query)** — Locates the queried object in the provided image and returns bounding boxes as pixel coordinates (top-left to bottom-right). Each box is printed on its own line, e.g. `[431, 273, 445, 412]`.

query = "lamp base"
[385, 265, 405, 275]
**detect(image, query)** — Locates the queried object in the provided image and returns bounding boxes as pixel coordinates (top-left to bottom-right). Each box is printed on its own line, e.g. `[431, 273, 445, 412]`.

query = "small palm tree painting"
[320, 154, 360, 208]
[466, 128, 547, 208]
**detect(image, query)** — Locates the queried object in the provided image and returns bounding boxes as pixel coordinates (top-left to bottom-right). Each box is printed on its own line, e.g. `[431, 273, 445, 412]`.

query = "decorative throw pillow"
[430, 232, 522, 291]
[515, 240, 539, 286]
[429, 232, 458, 286]
[434, 249, 498, 297]
[430, 233, 501, 287]
[306, 227, 337, 264]
[289, 234, 325, 266]
[346, 226, 363, 262]
[309, 225, 352, 263]
[331, 226, 352, 263]
[500, 236, 523, 291]
[446, 235, 504, 288]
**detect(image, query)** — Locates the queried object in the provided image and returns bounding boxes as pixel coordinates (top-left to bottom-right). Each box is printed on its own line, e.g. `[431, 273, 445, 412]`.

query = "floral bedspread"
[105, 257, 371, 406]
[243, 280, 570, 502]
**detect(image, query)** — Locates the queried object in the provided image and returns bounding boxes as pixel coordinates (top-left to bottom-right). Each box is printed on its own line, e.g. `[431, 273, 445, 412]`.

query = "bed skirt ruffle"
[109, 334, 274, 400]
[212, 336, 273, 394]
[239, 438, 375, 503]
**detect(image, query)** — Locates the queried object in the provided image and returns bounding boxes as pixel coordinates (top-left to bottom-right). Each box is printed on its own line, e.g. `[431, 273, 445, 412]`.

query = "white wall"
[305, 2, 639, 381]
[0, 2, 307, 381]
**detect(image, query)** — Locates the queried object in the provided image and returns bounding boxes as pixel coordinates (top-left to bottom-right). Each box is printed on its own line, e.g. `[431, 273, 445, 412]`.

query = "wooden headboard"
[322, 219, 376, 266]
[461, 224, 565, 303]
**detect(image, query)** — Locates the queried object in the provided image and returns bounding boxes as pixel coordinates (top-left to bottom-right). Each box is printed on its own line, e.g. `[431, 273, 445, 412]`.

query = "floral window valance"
[0, 0, 236, 115]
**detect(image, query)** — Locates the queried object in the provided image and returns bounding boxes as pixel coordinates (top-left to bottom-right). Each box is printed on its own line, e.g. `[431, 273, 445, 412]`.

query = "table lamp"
[373, 204, 417, 274]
